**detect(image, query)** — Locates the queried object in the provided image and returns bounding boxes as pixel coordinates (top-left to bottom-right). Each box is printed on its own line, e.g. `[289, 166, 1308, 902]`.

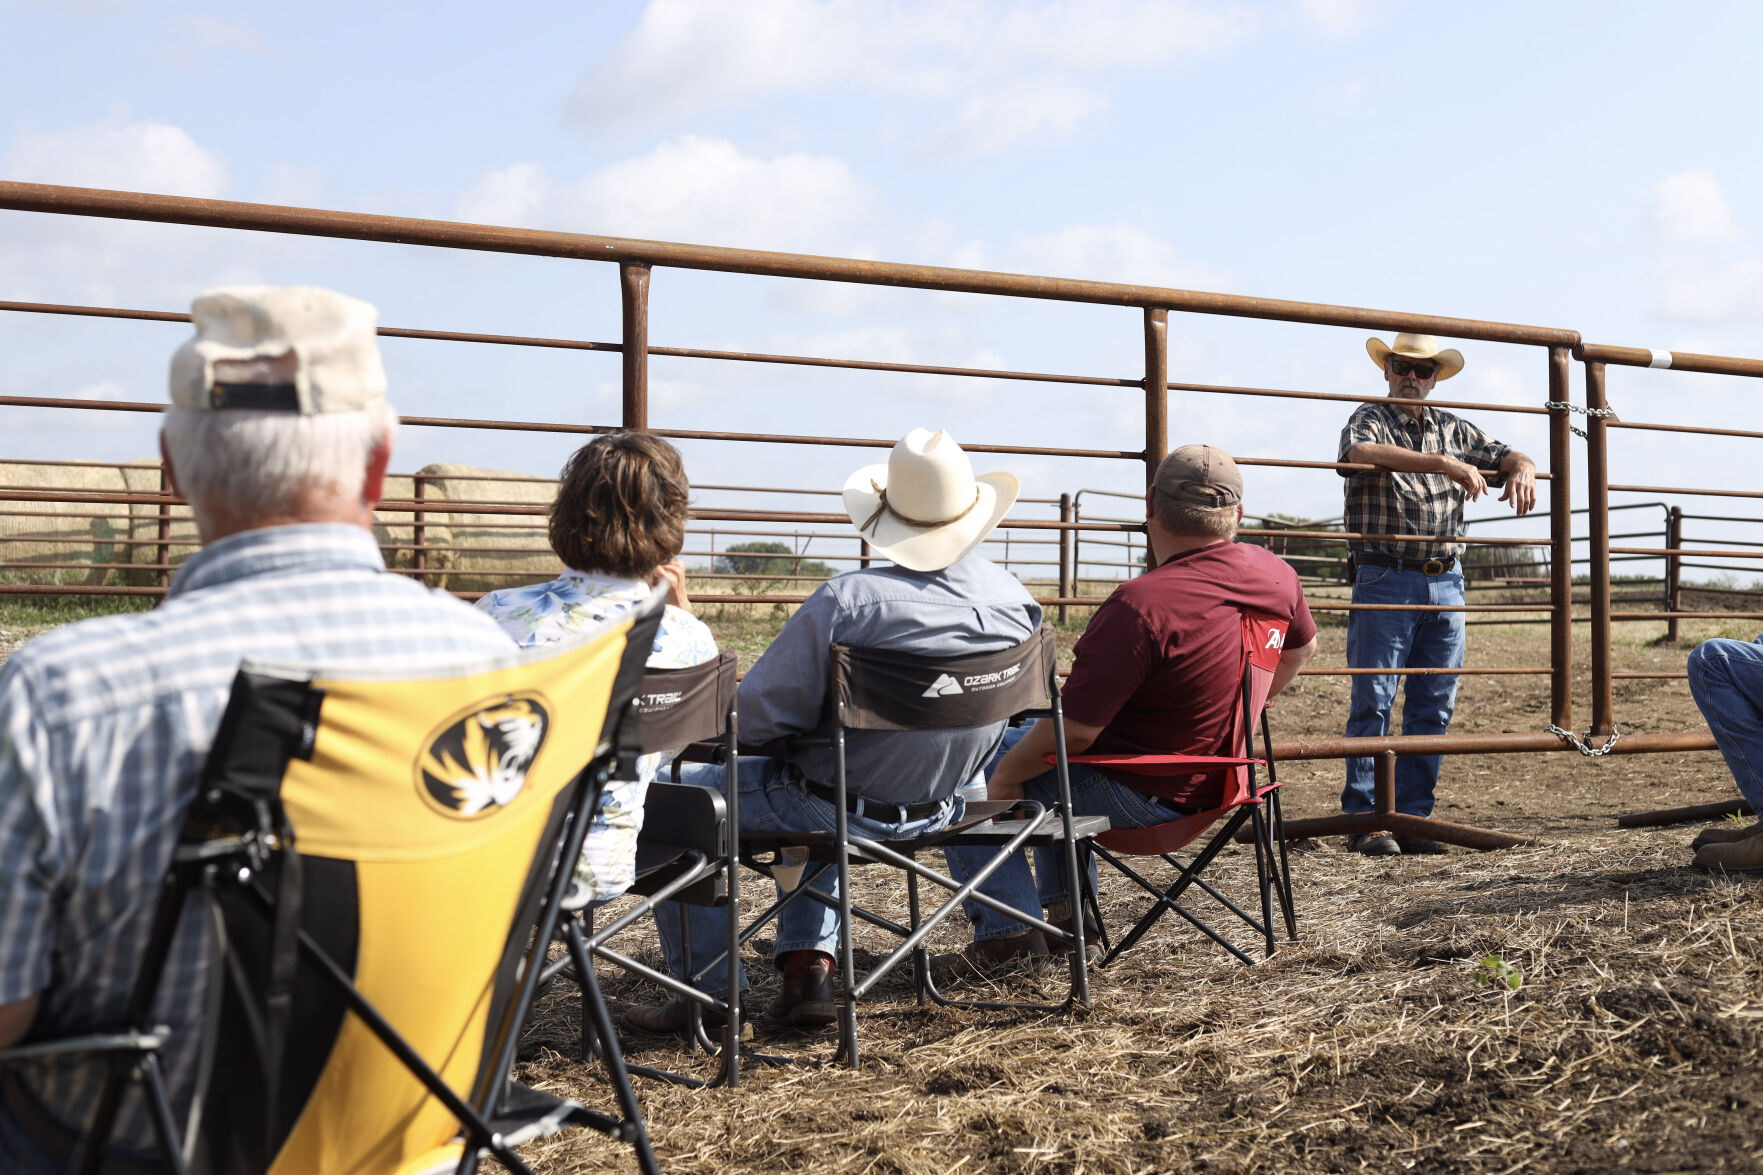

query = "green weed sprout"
[1723, 811, 1751, 829]
[1473, 954, 1523, 991]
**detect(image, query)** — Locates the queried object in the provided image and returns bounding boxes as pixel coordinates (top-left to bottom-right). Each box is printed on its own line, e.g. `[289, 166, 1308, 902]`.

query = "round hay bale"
[397, 463, 561, 593]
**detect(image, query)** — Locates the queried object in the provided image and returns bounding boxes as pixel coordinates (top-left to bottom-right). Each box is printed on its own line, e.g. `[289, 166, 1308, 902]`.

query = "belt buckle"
[1422, 559, 1445, 576]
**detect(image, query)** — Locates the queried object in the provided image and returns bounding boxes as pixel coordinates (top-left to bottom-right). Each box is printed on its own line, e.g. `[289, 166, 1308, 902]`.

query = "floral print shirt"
[476, 570, 718, 902]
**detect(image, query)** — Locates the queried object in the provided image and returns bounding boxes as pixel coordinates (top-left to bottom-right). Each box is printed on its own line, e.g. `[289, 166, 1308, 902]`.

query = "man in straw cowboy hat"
[629, 427, 1041, 1034]
[1336, 333, 1537, 856]
[0, 286, 515, 1171]
[937, 445, 1317, 977]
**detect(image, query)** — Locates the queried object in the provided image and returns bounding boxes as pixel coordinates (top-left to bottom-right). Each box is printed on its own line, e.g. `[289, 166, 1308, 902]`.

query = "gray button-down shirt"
[0, 524, 513, 1152]
[739, 556, 1042, 805]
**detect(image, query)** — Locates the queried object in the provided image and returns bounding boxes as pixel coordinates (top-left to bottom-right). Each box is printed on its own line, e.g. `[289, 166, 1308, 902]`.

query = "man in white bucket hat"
[0, 286, 512, 1170]
[1336, 334, 1537, 857]
[632, 428, 1041, 1034]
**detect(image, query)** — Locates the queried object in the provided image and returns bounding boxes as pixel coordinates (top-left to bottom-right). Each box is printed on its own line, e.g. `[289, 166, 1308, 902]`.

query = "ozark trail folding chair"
[739, 623, 1109, 1068]
[543, 649, 748, 1088]
[0, 597, 663, 1175]
[1071, 608, 1298, 967]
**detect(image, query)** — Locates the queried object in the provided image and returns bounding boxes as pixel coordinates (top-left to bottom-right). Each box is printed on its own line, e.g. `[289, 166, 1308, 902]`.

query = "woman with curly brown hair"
[477, 431, 717, 905]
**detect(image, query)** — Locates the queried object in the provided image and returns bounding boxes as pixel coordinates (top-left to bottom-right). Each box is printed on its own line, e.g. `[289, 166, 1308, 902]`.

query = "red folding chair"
[1064, 609, 1298, 967]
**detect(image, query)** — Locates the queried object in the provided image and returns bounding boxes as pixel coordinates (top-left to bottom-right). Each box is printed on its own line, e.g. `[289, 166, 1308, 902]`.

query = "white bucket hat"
[841, 428, 1018, 573]
[1365, 332, 1465, 381]
[169, 285, 388, 413]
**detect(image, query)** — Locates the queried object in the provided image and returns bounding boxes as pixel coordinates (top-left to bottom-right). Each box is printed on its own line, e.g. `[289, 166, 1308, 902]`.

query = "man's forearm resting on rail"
[987, 634, 1317, 803]
[1345, 444, 1537, 516]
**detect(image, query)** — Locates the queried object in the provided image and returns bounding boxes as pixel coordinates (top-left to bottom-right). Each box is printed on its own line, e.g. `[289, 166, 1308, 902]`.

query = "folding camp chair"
[543, 650, 748, 1088]
[738, 623, 1108, 1068]
[1071, 609, 1298, 968]
[0, 598, 663, 1175]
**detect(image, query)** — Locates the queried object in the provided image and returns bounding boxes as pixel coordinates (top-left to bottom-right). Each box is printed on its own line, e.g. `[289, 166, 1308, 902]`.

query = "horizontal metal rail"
[0, 183, 1581, 345]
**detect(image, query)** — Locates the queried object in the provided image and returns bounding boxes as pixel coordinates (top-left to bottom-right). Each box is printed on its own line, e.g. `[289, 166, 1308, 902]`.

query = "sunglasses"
[1389, 359, 1437, 379]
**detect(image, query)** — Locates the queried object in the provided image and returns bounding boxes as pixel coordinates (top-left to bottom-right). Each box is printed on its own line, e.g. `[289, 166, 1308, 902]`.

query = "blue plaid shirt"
[0, 523, 513, 1153]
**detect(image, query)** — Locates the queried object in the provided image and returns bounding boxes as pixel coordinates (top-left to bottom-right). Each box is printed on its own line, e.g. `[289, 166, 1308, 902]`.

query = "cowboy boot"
[1692, 835, 1763, 876]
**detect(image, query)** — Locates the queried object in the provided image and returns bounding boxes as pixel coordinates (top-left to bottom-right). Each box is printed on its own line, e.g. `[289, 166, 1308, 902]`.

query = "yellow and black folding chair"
[12, 596, 663, 1175]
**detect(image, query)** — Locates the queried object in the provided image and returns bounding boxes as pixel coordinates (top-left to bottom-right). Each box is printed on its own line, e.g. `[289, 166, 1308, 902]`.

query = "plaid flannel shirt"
[0, 524, 515, 1154]
[1337, 401, 1512, 563]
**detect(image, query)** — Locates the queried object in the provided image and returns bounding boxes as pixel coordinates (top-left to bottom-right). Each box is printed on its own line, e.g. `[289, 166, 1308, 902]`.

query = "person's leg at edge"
[1392, 569, 1466, 818]
[1688, 638, 1763, 813]
[1342, 565, 1418, 813]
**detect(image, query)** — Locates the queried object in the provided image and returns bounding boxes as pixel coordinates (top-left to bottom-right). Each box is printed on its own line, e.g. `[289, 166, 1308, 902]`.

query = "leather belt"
[1356, 553, 1456, 576]
[800, 779, 949, 823]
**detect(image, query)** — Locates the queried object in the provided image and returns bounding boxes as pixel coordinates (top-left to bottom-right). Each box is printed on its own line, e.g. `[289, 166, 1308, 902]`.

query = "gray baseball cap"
[1154, 444, 1243, 507]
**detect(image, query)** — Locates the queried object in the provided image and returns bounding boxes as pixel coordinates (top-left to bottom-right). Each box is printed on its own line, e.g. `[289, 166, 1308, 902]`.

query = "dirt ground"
[515, 619, 1763, 1175]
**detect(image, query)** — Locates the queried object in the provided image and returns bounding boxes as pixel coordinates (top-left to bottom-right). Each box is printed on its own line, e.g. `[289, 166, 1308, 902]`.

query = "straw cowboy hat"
[1365, 333, 1465, 381]
[842, 428, 1018, 573]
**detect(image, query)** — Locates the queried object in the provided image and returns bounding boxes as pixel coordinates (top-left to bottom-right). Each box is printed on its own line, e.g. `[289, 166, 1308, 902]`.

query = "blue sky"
[3, 0, 1760, 573]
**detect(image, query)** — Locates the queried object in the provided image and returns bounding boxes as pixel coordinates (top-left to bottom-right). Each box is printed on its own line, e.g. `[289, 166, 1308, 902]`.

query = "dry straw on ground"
[511, 625, 1763, 1175]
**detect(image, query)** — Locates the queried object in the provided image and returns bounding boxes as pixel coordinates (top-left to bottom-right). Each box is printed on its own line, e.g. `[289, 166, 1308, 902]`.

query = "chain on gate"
[1546, 723, 1622, 756]
[1544, 401, 1619, 440]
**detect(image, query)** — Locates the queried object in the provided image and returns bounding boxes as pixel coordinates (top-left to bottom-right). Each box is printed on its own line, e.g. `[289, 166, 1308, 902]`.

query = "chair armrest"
[674, 741, 727, 765]
[0, 1027, 169, 1062]
[639, 781, 728, 856]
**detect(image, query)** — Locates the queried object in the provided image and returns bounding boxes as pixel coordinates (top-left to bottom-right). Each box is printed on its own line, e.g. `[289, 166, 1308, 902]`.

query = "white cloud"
[257, 162, 324, 206]
[568, 0, 1256, 154]
[1297, 0, 1377, 37]
[1, 114, 229, 197]
[1650, 170, 1735, 242]
[1008, 222, 1238, 290]
[1660, 260, 1763, 322]
[455, 137, 875, 254]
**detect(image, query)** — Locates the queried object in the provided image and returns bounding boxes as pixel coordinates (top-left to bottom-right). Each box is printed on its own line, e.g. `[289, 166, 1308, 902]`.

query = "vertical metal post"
[155, 461, 172, 589]
[1058, 493, 1072, 626]
[620, 263, 651, 431]
[412, 474, 428, 588]
[1143, 308, 1168, 572]
[859, 537, 871, 570]
[1666, 506, 1683, 644]
[1584, 360, 1614, 735]
[1547, 347, 1574, 732]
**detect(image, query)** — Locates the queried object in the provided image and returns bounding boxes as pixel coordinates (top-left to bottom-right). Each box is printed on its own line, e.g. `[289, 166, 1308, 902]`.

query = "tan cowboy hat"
[842, 428, 1018, 573]
[1365, 332, 1465, 381]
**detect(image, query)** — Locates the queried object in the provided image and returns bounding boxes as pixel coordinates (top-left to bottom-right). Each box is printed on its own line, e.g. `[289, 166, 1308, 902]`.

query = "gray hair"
[1153, 495, 1239, 539]
[161, 401, 398, 522]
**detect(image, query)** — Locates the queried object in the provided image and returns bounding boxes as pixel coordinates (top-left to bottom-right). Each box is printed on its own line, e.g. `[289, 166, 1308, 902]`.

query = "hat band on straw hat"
[858, 481, 981, 536]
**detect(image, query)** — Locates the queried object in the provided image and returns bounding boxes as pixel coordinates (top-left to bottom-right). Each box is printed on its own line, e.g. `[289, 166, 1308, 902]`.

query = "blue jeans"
[943, 726, 1188, 942]
[653, 756, 964, 994]
[1341, 563, 1466, 817]
[1687, 636, 1763, 813]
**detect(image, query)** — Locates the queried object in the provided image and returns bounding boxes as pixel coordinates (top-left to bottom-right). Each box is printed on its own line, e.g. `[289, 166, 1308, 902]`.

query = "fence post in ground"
[412, 474, 428, 588]
[1666, 506, 1683, 644]
[1585, 359, 1614, 735]
[620, 263, 651, 431]
[155, 460, 172, 589]
[1548, 346, 1574, 732]
[1058, 493, 1072, 626]
[1143, 308, 1168, 571]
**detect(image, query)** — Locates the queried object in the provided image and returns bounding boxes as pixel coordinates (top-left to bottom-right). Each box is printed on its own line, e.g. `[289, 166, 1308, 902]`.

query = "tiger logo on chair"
[416, 693, 552, 818]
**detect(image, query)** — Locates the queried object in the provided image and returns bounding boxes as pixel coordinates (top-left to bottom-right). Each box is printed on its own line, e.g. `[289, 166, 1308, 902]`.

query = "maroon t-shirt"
[1062, 541, 1316, 806]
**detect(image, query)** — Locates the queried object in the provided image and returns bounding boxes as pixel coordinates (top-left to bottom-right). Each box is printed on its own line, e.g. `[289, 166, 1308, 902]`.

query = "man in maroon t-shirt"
[937, 445, 1317, 975]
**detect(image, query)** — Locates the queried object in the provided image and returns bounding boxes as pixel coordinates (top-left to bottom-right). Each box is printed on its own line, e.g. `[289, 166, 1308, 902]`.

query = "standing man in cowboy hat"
[630, 427, 1041, 1033]
[1337, 334, 1537, 855]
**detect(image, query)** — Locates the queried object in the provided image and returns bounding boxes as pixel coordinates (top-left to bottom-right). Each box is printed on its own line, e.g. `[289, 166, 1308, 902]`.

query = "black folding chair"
[542, 650, 748, 1087]
[0, 599, 662, 1175]
[736, 623, 1108, 1068]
